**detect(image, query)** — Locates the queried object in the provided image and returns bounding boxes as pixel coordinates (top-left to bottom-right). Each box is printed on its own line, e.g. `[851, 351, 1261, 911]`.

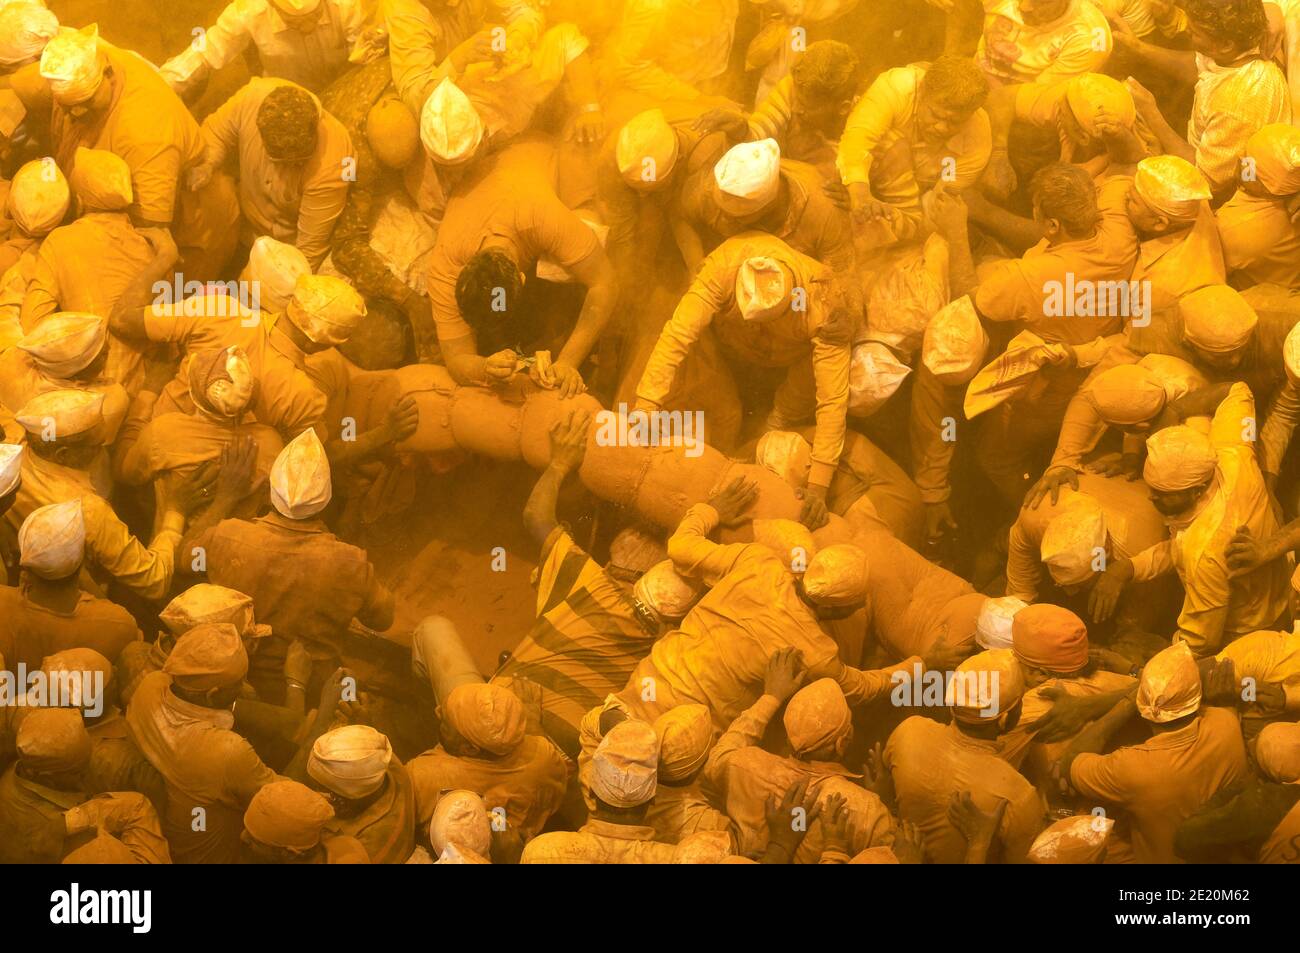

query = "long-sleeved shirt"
[64, 791, 172, 863]
[162, 0, 373, 96]
[1189, 54, 1292, 193]
[615, 503, 915, 728]
[1128, 383, 1291, 656]
[200, 77, 355, 267]
[6, 452, 181, 602]
[636, 232, 849, 486]
[704, 693, 894, 862]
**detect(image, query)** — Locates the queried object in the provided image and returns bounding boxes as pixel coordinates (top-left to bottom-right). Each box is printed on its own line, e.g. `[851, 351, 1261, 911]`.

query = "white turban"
[734, 255, 792, 322]
[7, 157, 69, 235]
[616, 108, 679, 189]
[429, 789, 492, 859]
[922, 295, 988, 386]
[286, 274, 366, 346]
[589, 719, 659, 808]
[240, 236, 310, 314]
[308, 725, 393, 799]
[39, 25, 103, 104]
[419, 78, 483, 165]
[18, 312, 105, 378]
[713, 138, 781, 215]
[849, 342, 911, 417]
[1040, 496, 1107, 587]
[19, 498, 84, 579]
[632, 560, 701, 620]
[803, 544, 869, 607]
[1143, 425, 1216, 492]
[755, 430, 812, 489]
[1136, 642, 1201, 723]
[15, 388, 104, 439]
[0, 2, 57, 66]
[270, 428, 332, 519]
[0, 443, 21, 497]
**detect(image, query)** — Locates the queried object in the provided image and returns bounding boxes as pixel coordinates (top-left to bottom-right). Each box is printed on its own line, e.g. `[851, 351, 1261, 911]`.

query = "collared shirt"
[6, 452, 182, 602]
[885, 716, 1047, 863]
[162, 0, 372, 95]
[635, 232, 849, 484]
[125, 671, 280, 864]
[326, 761, 416, 864]
[0, 578, 142, 671]
[1190, 54, 1292, 192]
[1070, 707, 1249, 863]
[0, 765, 85, 863]
[200, 77, 355, 267]
[113, 409, 283, 492]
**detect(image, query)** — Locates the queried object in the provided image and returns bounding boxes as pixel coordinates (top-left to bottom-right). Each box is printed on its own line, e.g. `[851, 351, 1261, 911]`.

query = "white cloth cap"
[7, 157, 69, 235]
[160, 583, 268, 639]
[287, 274, 366, 346]
[429, 789, 492, 858]
[755, 430, 812, 489]
[849, 342, 911, 417]
[589, 719, 659, 808]
[419, 78, 483, 165]
[18, 312, 105, 378]
[0, 443, 21, 497]
[713, 138, 781, 215]
[270, 427, 331, 519]
[1143, 425, 1216, 492]
[0, 3, 57, 66]
[19, 498, 84, 579]
[1040, 496, 1107, 587]
[632, 560, 701, 620]
[39, 25, 102, 103]
[976, 596, 1026, 650]
[241, 236, 310, 314]
[734, 255, 792, 322]
[616, 108, 679, 189]
[922, 295, 987, 385]
[15, 388, 104, 439]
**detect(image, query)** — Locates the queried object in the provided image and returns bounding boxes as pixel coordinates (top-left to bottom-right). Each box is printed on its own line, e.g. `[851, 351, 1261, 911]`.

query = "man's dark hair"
[791, 41, 860, 101]
[1030, 161, 1100, 233]
[455, 249, 526, 355]
[1185, 0, 1268, 52]
[256, 86, 321, 160]
[919, 54, 989, 114]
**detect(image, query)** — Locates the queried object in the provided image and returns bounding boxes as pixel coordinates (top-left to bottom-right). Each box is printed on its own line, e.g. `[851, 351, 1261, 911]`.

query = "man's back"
[0, 581, 141, 671]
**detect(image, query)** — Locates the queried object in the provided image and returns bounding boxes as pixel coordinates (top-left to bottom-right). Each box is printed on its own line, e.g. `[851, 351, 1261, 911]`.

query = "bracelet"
[580, 102, 602, 114]
[286, 679, 306, 692]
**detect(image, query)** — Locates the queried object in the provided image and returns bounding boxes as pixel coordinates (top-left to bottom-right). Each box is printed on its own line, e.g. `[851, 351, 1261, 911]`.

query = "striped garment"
[493, 530, 658, 759]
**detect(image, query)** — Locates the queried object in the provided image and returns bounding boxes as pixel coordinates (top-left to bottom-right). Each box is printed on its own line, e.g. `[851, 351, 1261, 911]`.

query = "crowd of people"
[0, 0, 1299, 865]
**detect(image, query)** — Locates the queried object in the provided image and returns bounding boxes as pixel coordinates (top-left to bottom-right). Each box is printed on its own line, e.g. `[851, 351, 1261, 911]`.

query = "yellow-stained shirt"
[520, 817, 678, 863]
[635, 233, 849, 485]
[977, 0, 1112, 85]
[1069, 706, 1249, 863]
[1217, 627, 1300, 713]
[1218, 190, 1300, 289]
[1190, 56, 1292, 193]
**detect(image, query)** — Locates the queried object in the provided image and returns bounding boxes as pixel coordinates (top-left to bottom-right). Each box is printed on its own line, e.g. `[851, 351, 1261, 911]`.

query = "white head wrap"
[270, 428, 331, 519]
[419, 78, 483, 165]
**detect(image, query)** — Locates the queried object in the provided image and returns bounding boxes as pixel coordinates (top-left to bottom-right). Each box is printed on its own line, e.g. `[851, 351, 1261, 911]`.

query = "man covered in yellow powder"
[608, 478, 956, 730]
[407, 681, 568, 843]
[240, 778, 370, 863]
[885, 648, 1048, 863]
[0, 312, 129, 447]
[1219, 123, 1300, 288]
[113, 347, 281, 515]
[0, 160, 70, 350]
[1123, 0, 1291, 199]
[19, 149, 157, 365]
[634, 234, 850, 521]
[965, 0, 1114, 87]
[983, 72, 1152, 190]
[1175, 720, 1300, 863]
[39, 27, 239, 280]
[835, 54, 991, 240]
[298, 724, 415, 864]
[645, 703, 733, 845]
[193, 78, 353, 269]
[1122, 155, 1226, 311]
[6, 390, 206, 603]
[703, 649, 896, 863]
[1094, 383, 1290, 656]
[126, 624, 283, 864]
[1059, 642, 1249, 863]
[1204, 626, 1300, 734]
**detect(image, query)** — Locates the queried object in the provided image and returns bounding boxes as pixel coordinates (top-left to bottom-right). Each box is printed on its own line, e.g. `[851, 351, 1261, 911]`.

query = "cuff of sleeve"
[918, 485, 951, 504]
[158, 511, 186, 537]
